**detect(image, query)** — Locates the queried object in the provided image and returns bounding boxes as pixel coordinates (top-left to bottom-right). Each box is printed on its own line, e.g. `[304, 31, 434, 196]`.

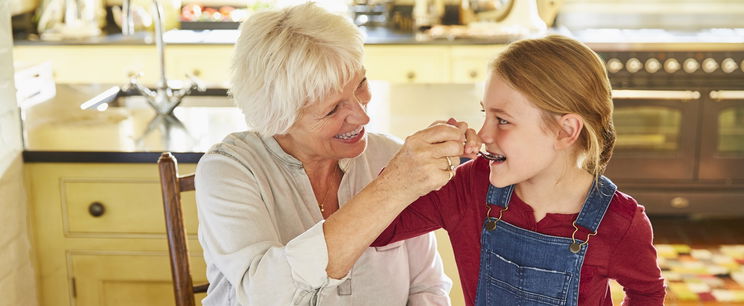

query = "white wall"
[0, 2, 39, 306]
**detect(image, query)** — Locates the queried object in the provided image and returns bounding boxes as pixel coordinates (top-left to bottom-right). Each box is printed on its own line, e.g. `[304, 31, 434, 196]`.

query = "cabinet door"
[71, 252, 207, 306]
[364, 46, 450, 83]
[700, 90, 744, 181]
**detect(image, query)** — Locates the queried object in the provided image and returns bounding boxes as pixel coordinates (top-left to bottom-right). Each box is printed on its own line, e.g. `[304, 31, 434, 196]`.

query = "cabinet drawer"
[13, 45, 159, 84]
[626, 188, 744, 216]
[167, 45, 233, 88]
[450, 46, 506, 83]
[63, 178, 198, 236]
[365, 46, 450, 83]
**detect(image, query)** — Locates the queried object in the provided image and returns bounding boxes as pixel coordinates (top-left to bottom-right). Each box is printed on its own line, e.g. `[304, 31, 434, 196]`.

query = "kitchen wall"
[0, 3, 39, 306]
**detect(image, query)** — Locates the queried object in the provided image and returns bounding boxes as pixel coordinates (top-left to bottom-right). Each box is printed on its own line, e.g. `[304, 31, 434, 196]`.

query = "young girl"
[373, 35, 666, 305]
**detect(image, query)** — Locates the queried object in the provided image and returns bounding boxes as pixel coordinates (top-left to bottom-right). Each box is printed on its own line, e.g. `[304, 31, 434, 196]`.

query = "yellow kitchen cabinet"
[25, 162, 204, 306]
[13, 45, 160, 84]
[26, 161, 467, 305]
[13, 45, 234, 87]
[14, 43, 507, 85]
[165, 46, 234, 88]
[450, 45, 507, 83]
[364, 45, 452, 83]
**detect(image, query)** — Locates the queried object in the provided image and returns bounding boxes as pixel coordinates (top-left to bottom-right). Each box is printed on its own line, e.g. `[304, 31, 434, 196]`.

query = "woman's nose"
[347, 98, 370, 125]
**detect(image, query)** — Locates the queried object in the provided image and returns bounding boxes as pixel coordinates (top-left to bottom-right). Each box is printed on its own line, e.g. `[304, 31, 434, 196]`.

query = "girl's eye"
[497, 117, 510, 125]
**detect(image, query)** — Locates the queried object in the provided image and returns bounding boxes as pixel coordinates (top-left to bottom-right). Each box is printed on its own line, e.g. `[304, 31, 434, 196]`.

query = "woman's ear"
[555, 113, 583, 150]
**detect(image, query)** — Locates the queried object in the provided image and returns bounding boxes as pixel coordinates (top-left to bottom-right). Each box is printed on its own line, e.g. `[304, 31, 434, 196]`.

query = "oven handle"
[612, 90, 701, 100]
[710, 90, 744, 101]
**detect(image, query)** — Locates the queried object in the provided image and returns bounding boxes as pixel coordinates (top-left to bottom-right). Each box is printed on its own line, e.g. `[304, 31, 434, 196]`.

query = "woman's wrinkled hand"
[444, 118, 481, 159]
[378, 118, 476, 202]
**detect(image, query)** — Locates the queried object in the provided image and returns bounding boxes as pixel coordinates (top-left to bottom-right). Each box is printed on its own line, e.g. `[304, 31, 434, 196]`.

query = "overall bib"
[474, 176, 617, 306]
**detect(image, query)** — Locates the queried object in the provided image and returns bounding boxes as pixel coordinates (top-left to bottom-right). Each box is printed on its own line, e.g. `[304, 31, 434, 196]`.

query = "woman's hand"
[428, 118, 481, 159]
[378, 120, 471, 202]
[445, 118, 481, 159]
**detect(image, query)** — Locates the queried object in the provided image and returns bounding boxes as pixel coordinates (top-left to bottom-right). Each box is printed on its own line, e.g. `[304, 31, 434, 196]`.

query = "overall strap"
[574, 176, 617, 233]
[486, 184, 515, 208]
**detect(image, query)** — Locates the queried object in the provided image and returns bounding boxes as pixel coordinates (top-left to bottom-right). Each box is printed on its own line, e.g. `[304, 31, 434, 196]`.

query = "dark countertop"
[13, 26, 516, 46]
[14, 27, 744, 51]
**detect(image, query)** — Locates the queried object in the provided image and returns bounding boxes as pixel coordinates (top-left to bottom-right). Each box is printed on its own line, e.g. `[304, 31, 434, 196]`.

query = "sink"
[81, 88, 237, 110]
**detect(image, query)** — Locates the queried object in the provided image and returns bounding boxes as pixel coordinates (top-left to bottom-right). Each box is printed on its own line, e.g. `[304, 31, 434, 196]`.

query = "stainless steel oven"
[594, 49, 744, 216]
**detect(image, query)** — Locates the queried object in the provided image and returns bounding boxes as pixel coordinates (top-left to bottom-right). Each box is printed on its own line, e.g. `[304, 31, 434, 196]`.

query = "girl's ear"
[555, 113, 583, 150]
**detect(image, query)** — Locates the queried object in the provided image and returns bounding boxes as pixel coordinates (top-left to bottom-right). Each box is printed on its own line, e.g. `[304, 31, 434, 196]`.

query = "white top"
[195, 131, 452, 306]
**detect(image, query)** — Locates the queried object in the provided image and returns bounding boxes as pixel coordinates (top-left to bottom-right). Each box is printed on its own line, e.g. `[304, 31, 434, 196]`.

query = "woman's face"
[279, 70, 371, 162]
[478, 73, 560, 187]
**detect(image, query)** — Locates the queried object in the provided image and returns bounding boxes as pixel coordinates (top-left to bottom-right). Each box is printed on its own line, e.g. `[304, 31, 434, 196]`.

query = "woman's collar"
[261, 135, 352, 172]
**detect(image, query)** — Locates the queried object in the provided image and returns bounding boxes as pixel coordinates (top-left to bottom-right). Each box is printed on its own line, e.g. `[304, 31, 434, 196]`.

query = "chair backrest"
[158, 152, 207, 306]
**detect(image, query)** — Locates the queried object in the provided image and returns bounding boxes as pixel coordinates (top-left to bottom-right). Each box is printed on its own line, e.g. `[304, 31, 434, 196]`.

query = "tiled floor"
[610, 216, 744, 305]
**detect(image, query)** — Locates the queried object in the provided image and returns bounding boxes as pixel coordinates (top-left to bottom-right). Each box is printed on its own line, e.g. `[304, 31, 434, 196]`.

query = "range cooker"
[578, 29, 744, 216]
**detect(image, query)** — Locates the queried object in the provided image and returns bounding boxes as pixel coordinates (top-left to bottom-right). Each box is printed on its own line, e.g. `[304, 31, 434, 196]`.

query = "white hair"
[230, 2, 364, 137]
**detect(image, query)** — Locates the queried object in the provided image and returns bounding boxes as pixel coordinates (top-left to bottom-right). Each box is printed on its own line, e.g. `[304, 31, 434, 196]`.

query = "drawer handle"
[88, 202, 106, 217]
[469, 70, 478, 79]
[406, 71, 416, 81]
[670, 197, 690, 209]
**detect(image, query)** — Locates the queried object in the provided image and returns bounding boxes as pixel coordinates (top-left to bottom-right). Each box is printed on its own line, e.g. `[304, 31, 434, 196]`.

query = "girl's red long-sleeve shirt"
[372, 157, 666, 305]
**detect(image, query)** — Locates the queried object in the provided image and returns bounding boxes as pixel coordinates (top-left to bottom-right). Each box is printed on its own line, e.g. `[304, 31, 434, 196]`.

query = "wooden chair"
[158, 152, 209, 306]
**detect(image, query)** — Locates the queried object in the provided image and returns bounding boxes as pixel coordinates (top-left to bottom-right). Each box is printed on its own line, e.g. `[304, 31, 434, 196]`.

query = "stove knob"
[663, 58, 680, 73]
[702, 58, 719, 73]
[645, 58, 661, 73]
[626, 58, 642, 73]
[721, 58, 737, 74]
[683, 58, 699, 73]
[606, 58, 623, 73]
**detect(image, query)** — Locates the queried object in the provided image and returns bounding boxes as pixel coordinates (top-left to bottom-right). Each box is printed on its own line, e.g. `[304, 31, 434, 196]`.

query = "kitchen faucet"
[120, 0, 205, 115]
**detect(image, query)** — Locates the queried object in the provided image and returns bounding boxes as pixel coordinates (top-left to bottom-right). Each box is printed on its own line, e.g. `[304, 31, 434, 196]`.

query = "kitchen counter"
[21, 84, 246, 163]
[14, 27, 744, 51]
[13, 26, 516, 46]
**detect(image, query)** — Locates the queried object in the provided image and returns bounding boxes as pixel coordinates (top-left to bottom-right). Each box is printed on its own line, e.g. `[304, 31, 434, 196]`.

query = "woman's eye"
[356, 80, 368, 93]
[497, 117, 509, 125]
[326, 105, 339, 116]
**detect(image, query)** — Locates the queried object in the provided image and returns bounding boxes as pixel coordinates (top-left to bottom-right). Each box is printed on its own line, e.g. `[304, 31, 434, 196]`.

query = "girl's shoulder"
[600, 190, 651, 235]
[608, 190, 644, 219]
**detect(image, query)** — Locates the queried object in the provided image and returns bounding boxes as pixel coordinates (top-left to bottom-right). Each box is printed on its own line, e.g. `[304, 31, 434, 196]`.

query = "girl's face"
[278, 70, 372, 162]
[478, 73, 561, 187]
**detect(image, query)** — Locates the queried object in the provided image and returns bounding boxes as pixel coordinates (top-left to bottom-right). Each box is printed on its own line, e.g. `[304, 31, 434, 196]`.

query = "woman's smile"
[334, 126, 366, 143]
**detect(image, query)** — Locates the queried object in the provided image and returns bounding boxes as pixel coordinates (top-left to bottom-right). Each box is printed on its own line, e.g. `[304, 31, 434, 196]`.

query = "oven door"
[700, 90, 744, 182]
[605, 90, 701, 181]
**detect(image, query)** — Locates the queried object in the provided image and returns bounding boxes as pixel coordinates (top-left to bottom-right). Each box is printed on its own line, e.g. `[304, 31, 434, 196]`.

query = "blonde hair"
[230, 3, 364, 137]
[489, 35, 616, 179]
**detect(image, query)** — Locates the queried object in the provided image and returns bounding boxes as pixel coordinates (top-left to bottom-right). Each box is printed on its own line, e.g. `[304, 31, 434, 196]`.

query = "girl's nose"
[477, 126, 493, 143]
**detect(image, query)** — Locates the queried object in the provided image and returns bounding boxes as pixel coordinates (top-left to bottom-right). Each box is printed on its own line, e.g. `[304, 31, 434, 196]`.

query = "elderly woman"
[195, 3, 476, 306]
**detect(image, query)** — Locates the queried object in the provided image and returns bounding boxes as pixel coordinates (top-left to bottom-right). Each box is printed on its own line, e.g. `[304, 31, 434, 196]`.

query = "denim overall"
[474, 176, 617, 306]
